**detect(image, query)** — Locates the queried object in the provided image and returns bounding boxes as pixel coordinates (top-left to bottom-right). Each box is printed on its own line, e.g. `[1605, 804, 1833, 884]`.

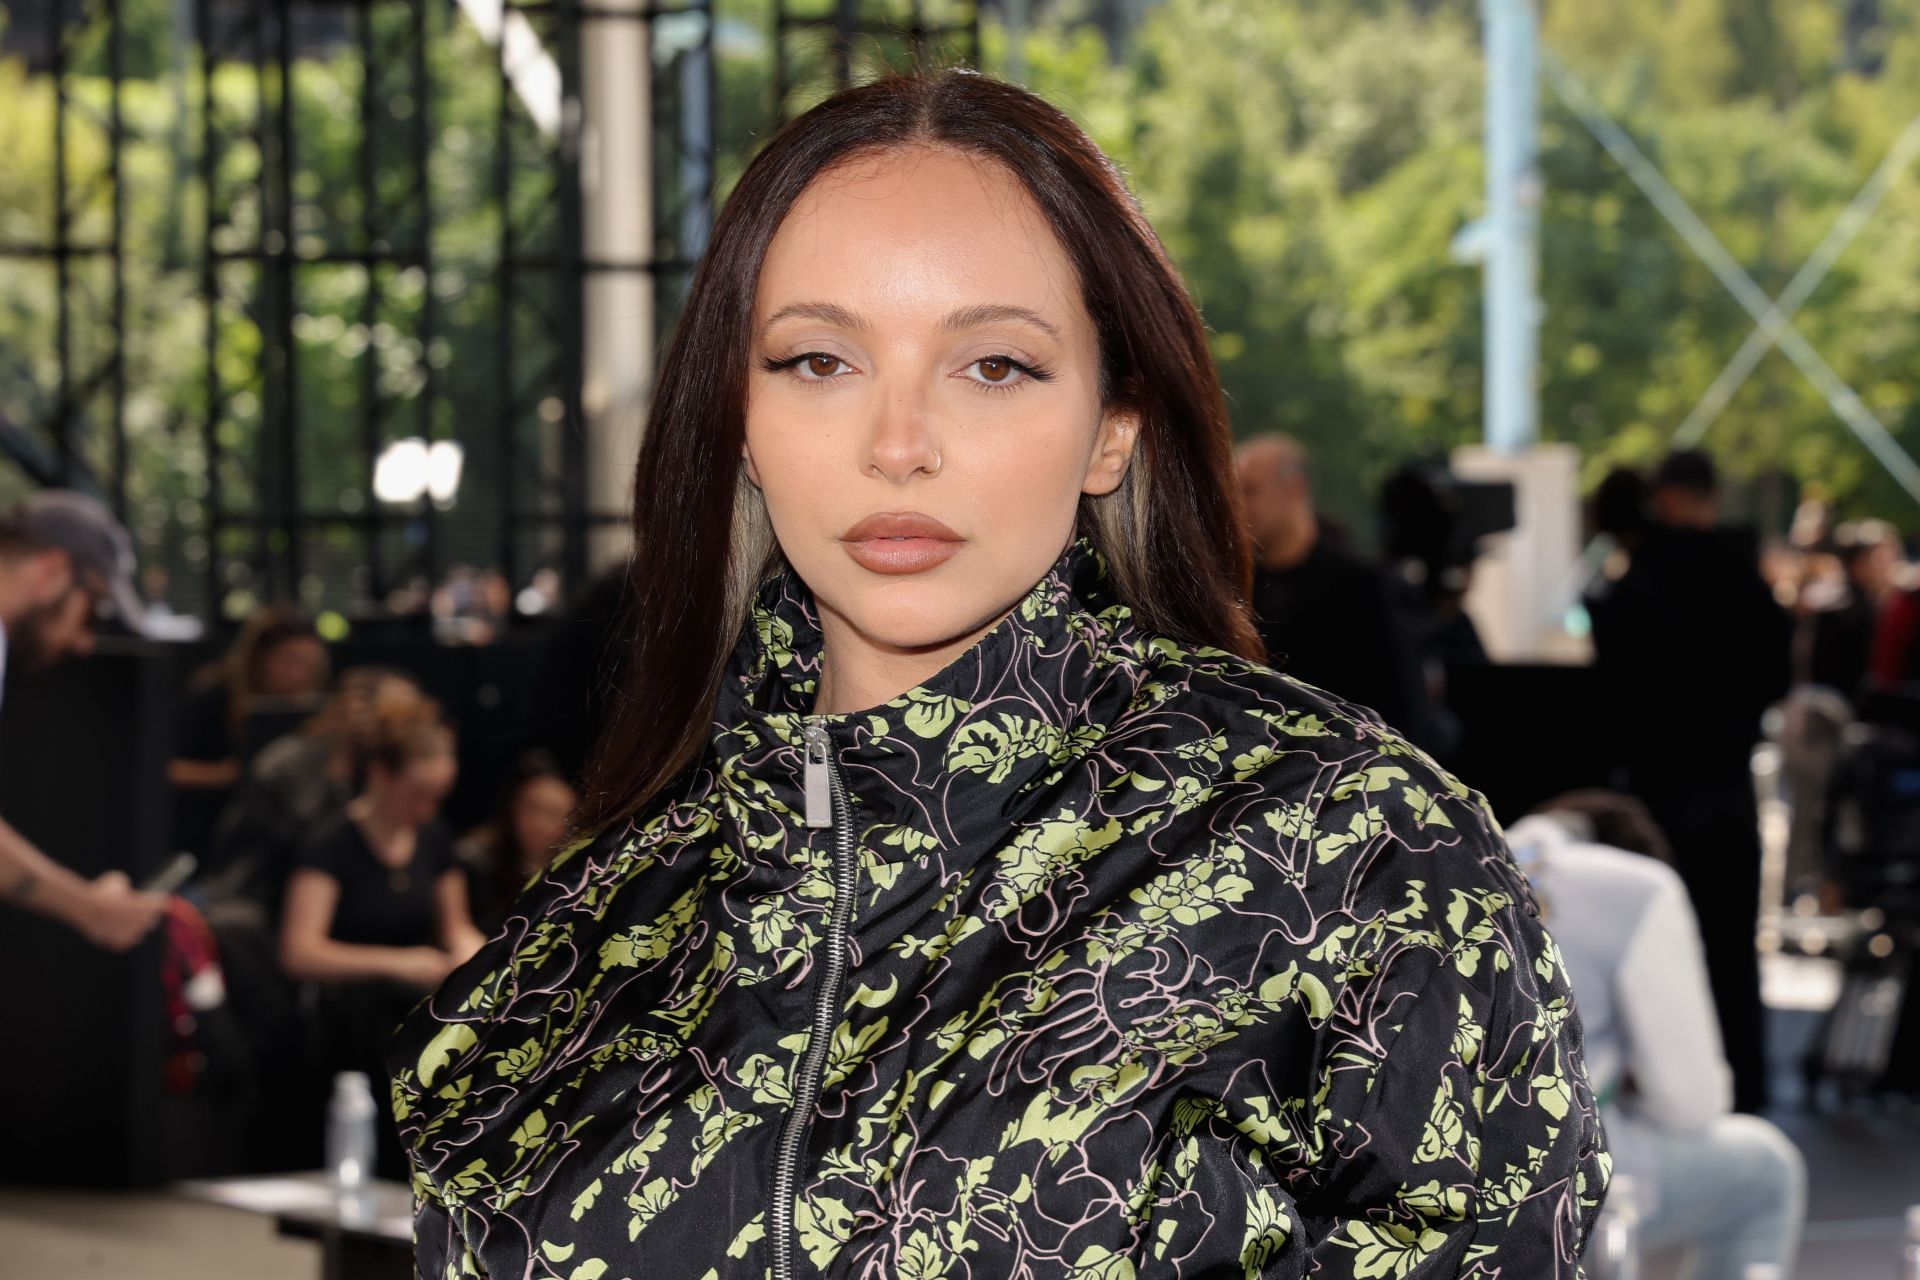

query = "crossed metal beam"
[1540, 48, 1920, 506]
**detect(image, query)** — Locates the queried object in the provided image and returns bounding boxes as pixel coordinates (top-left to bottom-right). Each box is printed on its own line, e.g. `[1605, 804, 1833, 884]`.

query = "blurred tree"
[7, 0, 1920, 611]
[996, 0, 1920, 536]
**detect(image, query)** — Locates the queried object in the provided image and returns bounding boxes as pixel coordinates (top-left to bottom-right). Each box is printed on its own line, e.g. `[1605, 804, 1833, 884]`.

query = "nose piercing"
[928, 450, 943, 477]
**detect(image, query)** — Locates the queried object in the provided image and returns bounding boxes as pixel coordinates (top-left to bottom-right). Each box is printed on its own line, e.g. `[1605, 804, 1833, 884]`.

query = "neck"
[812, 603, 1009, 715]
[1257, 517, 1318, 572]
[350, 795, 408, 842]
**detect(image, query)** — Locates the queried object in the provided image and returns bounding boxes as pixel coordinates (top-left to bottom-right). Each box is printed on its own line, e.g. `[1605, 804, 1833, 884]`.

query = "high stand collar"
[709, 539, 1151, 865]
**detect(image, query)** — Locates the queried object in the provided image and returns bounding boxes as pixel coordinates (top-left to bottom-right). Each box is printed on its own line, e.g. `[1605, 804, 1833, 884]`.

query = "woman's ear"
[1082, 407, 1142, 497]
[741, 441, 763, 489]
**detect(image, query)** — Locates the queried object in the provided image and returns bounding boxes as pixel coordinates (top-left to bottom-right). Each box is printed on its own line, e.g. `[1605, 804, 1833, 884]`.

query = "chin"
[831, 573, 1014, 657]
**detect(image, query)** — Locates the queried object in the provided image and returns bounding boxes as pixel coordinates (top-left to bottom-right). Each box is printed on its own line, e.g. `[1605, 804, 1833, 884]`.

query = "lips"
[840, 512, 964, 575]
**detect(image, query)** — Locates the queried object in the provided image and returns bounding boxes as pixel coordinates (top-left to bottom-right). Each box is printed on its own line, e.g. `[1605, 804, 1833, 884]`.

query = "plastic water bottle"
[1585, 1174, 1641, 1280]
[326, 1071, 378, 1190]
[1901, 1204, 1920, 1280]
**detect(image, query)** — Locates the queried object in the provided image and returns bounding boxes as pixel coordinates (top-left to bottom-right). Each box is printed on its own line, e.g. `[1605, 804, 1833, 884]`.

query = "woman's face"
[510, 775, 577, 871]
[371, 753, 457, 829]
[258, 634, 328, 697]
[744, 145, 1138, 664]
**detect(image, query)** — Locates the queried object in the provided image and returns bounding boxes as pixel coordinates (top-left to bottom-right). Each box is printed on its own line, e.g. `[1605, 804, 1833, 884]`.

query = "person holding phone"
[0, 489, 168, 950]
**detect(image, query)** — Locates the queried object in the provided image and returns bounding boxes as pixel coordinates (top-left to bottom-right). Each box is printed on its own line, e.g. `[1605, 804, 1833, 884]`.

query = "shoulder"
[388, 812, 688, 1114]
[1122, 633, 1529, 915]
[1540, 829, 1683, 899]
[1316, 539, 1393, 588]
[451, 824, 497, 871]
[294, 810, 358, 870]
[419, 817, 458, 853]
[1508, 815, 1680, 930]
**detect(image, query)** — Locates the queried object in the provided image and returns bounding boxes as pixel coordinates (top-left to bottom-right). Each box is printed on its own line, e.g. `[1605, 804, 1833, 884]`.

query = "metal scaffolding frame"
[0, 0, 129, 510]
[3, 0, 716, 621]
[2, 0, 994, 621]
[193, 0, 718, 614]
[773, 0, 978, 120]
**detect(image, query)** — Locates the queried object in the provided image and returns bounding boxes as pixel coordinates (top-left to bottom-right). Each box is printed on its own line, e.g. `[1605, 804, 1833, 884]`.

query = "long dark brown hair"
[576, 69, 1257, 835]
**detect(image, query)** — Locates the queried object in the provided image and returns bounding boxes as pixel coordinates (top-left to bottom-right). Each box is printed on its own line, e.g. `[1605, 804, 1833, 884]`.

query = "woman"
[283, 704, 484, 991]
[208, 666, 431, 922]
[168, 606, 330, 859]
[286, 702, 485, 1173]
[391, 71, 1606, 1278]
[455, 750, 579, 934]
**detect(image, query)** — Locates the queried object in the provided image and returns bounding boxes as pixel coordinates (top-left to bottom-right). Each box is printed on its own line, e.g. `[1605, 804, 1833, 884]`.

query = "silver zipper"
[771, 720, 858, 1280]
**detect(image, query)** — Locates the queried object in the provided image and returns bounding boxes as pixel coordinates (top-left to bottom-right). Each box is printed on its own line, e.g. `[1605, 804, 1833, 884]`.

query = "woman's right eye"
[762, 352, 853, 381]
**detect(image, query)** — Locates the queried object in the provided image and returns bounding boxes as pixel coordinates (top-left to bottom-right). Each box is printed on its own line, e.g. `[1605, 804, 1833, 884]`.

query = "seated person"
[455, 749, 578, 935]
[205, 666, 427, 926]
[1507, 791, 1803, 1280]
[280, 701, 484, 1177]
[169, 608, 329, 860]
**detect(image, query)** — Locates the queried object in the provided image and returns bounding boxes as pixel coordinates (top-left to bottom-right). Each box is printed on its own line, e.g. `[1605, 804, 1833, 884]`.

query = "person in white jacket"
[1508, 792, 1804, 1280]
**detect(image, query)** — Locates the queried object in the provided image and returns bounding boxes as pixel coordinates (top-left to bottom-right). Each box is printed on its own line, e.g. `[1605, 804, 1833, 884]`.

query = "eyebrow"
[761, 301, 868, 334]
[940, 303, 1060, 339]
[758, 301, 1061, 340]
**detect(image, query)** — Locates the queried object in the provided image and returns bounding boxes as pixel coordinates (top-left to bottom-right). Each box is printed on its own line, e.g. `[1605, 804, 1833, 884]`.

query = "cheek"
[955, 411, 1096, 514]
[743, 391, 851, 528]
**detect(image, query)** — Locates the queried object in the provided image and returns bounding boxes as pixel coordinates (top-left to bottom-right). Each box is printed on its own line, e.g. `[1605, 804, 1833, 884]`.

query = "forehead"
[756, 145, 1084, 327]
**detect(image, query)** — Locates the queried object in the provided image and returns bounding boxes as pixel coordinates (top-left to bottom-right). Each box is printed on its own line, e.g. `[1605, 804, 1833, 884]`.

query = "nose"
[862, 377, 941, 485]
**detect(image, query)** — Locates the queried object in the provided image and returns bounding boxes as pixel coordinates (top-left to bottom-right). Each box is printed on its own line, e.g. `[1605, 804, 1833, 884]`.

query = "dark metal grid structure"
[195, 0, 718, 617]
[774, 0, 979, 121]
[2, 0, 989, 623]
[2, 0, 715, 622]
[0, 0, 129, 509]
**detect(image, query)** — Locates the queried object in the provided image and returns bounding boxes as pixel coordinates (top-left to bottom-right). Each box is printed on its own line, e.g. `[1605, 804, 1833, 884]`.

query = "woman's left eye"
[960, 355, 1050, 389]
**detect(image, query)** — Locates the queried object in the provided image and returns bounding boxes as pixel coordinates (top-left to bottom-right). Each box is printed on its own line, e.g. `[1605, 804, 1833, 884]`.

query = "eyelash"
[757, 351, 1057, 396]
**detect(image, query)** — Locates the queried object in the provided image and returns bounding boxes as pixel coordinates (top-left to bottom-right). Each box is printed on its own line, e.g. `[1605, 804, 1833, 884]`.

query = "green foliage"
[995, 0, 1920, 530]
[10, 0, 1920, 621]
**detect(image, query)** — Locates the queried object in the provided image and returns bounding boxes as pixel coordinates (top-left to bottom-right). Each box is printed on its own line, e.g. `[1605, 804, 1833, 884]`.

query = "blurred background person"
[167, 607, 330, 862]
[455, 748, 578, 936]
[1508, 792, 1804, 1280]
[0, 490, 167, 950]
[204, 666, 429, 921]
[1234, 433, 1431, 742]
[1799, 519, 1901, 701]
[1780, 519, 1902, 908]
[1586, 448, 1793, 1112]
[199, 666, 434, 1172]
[279, 699, 482, 1177]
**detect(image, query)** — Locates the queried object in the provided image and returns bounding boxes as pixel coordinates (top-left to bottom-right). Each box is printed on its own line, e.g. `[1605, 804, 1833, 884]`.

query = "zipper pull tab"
[801, 721, 834, 829]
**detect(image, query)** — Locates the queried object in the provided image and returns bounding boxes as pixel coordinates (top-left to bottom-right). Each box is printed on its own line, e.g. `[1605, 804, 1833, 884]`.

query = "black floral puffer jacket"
[390, 540, 1609, 1280]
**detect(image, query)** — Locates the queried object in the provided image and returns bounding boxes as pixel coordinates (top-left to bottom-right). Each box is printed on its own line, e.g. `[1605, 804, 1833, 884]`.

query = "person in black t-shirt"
[280, 702, 484, 1175]
[281, 706, 483, 988]
[1234, 434, 1431, 743]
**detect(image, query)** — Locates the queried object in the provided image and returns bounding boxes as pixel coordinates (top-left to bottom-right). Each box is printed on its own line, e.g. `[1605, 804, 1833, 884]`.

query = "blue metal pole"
[1481, 0, 1541, 455]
